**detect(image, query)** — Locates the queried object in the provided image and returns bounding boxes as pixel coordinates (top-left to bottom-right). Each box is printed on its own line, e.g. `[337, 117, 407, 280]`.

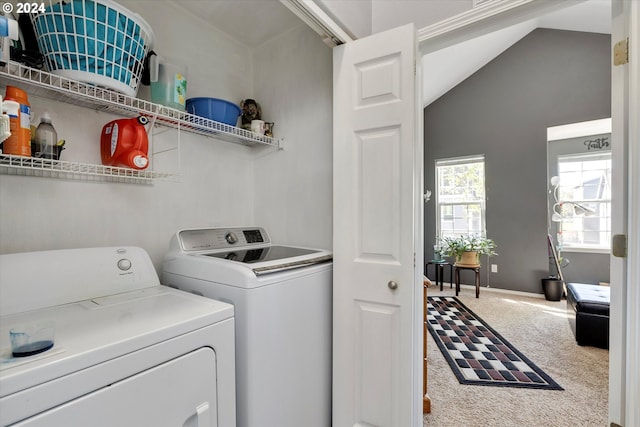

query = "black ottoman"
[566, 283, 610, 349]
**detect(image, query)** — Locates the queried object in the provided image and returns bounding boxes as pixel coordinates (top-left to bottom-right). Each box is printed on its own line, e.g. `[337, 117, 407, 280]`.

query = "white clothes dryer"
[162, 227, 332, 427]
[0, 246, 235, 427]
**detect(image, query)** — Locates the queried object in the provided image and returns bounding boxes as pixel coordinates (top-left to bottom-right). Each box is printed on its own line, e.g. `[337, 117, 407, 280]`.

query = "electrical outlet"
[491, 264, 498, 273]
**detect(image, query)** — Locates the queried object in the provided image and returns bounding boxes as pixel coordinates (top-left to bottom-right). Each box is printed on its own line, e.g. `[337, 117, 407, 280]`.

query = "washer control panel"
[178, 227, 270, 252]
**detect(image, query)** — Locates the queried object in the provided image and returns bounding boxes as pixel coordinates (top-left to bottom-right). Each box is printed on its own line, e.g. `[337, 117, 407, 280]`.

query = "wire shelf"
[0, 154, 174, 184]
[1, 61, 282, 149]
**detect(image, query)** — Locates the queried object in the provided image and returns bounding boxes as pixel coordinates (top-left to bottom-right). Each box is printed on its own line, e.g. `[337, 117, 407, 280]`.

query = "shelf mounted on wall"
[1, 61, 282, 149]
[1, 61, 283, 183]
[0, 154, 173, 184]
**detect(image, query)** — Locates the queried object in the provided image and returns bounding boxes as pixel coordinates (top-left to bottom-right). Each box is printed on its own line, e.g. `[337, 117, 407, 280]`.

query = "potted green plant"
[440, 235, 497, 266]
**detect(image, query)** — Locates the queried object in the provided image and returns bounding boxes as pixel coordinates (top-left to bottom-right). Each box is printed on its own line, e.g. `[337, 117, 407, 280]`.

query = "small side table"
[454, 264, 481, 298]
[426, 260, 453, 291]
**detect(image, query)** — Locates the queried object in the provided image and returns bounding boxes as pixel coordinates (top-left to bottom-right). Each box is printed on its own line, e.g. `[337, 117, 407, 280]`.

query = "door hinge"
[612, 234, 627, 258]
[613, 38, 629, 66]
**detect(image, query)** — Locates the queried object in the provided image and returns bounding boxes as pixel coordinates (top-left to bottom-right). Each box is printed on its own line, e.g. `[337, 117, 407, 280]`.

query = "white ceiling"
[177, 0, 611, 106]
[175, 0, 304, 48]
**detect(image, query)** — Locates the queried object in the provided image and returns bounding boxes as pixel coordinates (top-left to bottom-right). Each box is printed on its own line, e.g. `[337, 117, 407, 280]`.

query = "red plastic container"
[100, 116, 149, 170]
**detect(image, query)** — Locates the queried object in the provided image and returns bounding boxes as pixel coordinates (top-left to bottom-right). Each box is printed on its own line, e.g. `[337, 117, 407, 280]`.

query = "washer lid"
[164, 227, 332, 286]
[203, 245, 319, 264]
[196, 244, 332, 276]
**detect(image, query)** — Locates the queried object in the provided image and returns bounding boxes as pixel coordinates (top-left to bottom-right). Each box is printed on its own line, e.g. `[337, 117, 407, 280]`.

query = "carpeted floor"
[423, 285, 609, 427]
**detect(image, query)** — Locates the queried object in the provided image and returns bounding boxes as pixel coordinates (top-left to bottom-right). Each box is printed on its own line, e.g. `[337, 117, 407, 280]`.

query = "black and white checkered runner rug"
[427, 296, 563, 390]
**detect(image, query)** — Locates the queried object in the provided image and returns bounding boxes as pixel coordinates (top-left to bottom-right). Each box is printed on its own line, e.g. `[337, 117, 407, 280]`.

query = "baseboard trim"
[456, 283, 547, 299]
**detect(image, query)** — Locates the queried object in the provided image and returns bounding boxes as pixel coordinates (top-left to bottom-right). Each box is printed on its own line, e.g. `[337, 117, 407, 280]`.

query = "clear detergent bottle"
[35, 112, 58, 159]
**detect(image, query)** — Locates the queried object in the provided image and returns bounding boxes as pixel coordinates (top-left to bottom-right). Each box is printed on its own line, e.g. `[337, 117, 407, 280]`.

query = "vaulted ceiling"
[176, 0, 611, 106]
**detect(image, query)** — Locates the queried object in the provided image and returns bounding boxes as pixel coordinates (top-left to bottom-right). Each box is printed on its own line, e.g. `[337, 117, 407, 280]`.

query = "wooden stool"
[454, 264, 481, 298]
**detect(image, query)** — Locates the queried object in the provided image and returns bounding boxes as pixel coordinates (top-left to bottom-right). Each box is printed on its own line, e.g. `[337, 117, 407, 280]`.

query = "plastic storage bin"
[186, 98, 241, 126]
[150, 55, 187, 110]
[30, 0, 155, 97]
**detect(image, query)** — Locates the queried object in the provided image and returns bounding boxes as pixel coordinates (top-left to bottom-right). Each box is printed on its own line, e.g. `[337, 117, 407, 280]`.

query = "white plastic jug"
[149, 54, 188, 111]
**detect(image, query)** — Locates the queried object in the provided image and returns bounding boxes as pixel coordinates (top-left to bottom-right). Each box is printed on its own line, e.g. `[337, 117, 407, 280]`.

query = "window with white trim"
[435, 155, 486, 239]
[555, 152, 611, 250]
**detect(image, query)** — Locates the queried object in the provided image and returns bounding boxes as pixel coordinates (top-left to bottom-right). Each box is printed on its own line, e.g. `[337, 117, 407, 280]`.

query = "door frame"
[611, 2, 640, 425]
[289, 0, 638, 424]
[418, 1, 638, 425]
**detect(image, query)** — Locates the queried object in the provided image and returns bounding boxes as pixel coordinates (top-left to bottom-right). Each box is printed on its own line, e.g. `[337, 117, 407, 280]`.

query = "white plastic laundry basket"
[30, 0, 154, 97]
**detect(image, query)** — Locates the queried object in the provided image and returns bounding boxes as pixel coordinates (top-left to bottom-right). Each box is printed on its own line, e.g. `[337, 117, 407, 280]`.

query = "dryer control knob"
[117, 258, 132, 271]
[225, 232, 238, 244]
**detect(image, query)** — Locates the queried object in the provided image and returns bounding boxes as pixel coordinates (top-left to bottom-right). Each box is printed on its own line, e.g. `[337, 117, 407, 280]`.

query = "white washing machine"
[162, 227, 332, 427]
[0, 246, 235, 427]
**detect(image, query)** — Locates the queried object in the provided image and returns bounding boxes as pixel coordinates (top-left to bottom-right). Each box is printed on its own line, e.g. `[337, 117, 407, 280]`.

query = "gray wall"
[424, 29, 611, 294]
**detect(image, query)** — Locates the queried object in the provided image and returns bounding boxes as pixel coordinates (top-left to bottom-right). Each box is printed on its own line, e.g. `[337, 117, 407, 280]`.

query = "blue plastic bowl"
[186, 98, 241, 126]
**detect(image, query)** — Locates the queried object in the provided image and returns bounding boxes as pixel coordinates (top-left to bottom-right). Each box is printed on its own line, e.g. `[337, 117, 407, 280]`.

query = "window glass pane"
[437, 162, 484, 203]
[557, 152, 611, 249]
[436, 156, 486, 239]
[439, 203, 483, 237]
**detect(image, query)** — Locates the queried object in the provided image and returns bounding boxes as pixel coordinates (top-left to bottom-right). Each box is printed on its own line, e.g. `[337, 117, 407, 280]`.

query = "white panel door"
[333, 24, 422, 427]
